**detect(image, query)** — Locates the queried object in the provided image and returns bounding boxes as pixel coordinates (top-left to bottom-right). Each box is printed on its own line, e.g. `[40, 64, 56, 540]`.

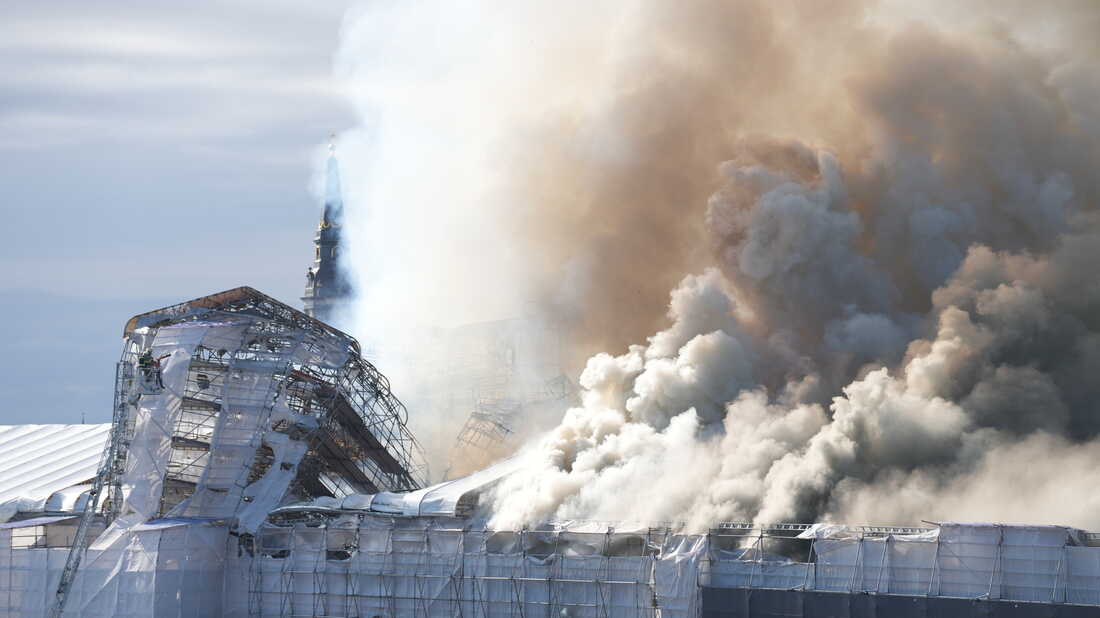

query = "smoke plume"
[333, 0, 1100, 528]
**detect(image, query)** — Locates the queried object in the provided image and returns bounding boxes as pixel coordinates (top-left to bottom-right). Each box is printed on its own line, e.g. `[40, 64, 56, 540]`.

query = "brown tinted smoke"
[483, 0, 1100, 528]
[337, 0, 1100, 527]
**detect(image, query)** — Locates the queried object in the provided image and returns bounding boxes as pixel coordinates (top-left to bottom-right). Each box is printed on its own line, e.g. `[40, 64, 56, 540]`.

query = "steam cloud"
[333, 0, 1100, 528]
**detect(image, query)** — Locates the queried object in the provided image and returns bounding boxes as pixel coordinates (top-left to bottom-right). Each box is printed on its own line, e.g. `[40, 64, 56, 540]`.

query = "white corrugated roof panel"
[0, 424, 110, 506]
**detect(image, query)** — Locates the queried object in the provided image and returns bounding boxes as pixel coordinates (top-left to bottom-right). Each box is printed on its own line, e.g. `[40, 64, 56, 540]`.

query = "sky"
[0, 1, 355, 424]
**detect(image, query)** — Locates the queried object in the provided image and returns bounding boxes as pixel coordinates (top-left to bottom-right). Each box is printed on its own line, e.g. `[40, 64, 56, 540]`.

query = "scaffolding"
[441, 318, 576, 479]
[215, 516, 1100, 618]
[48, 360, 138, 618]
[50, 287, 428, 617]
[229, 515, 693, 617]
[113, 287, 428, 507]
[7, 508, 1100, 616]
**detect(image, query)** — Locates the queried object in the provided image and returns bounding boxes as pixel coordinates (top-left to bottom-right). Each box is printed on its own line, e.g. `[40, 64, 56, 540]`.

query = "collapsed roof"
[102, 286, 429, 531]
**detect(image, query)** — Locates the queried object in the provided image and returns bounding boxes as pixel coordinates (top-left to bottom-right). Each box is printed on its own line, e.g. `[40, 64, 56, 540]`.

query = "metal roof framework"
[51, 286, 429, 617]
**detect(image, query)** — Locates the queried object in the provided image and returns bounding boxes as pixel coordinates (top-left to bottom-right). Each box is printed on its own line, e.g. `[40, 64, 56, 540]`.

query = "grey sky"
[0, 1, 355, 424]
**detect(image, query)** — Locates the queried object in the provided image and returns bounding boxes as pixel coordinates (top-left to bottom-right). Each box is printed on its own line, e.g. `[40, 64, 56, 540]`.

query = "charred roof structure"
[417, 317, 575, 480]
[48, 286, 426, 616]
[116, 286, 427, 514]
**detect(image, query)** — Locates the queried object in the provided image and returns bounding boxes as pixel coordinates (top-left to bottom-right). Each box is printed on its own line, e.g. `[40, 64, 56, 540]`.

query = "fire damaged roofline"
[111, 284, 427, 511]
[272, 455, 525, 521]
[122, 286, 359, 354]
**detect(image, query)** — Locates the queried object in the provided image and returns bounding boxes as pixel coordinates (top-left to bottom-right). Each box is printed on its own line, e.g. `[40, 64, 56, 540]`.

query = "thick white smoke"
[329, 3, 607, 468]
[492, 192, 1100, 532]
[331, 0, 1100, 528]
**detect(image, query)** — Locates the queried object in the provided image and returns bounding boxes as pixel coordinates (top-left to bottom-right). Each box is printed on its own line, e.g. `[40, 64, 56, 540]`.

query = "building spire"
[303, 134, 353, 322]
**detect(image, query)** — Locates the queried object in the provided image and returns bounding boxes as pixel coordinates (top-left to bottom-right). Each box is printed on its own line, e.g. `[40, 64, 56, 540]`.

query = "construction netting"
[702, 523, 1100, 605]
[226, 516, 703, 617]
[0, 517, 74, 616]
[2, 517, 1100, 616]
[0, 518, 224, 617]
[61, 520, 227, 617]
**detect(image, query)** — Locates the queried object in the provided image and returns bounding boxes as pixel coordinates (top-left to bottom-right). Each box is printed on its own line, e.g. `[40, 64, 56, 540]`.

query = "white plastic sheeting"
[112, 320, 342, 533]
[226, 516, 702, 617]
[59, 519, 228, 617]
[2, 516, 1100, 616]
[160, 321, 300, 527]
[0, 424, 110, 522]
[0, 512, 145, 611]
[326, 456, 525, 517]
[115, 323, 220, 529]
[0, 519, 69, 616]
[704, 523, 1100, 605]
[51, 317, 351, 616]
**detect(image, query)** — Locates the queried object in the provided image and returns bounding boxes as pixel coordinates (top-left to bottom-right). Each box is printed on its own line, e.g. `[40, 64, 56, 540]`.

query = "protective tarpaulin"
[326, 455, 525, 517]
[0, 518, 223, 617]
[3, 514, 1100, 616]
[60, 520, 228, 617]
[227, 516, 703, 617]
[705, 522, 1100, 607]
[117, 323, 220, 528]
[106, 316, 350, 538]
[50, 314, 347, 617]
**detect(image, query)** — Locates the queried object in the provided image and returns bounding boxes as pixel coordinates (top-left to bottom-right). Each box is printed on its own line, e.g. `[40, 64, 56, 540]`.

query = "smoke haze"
[332, 0, 1100, 528]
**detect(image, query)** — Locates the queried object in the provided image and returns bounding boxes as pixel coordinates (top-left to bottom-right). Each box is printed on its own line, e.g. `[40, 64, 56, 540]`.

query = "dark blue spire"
[302, 139, 353, 322]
